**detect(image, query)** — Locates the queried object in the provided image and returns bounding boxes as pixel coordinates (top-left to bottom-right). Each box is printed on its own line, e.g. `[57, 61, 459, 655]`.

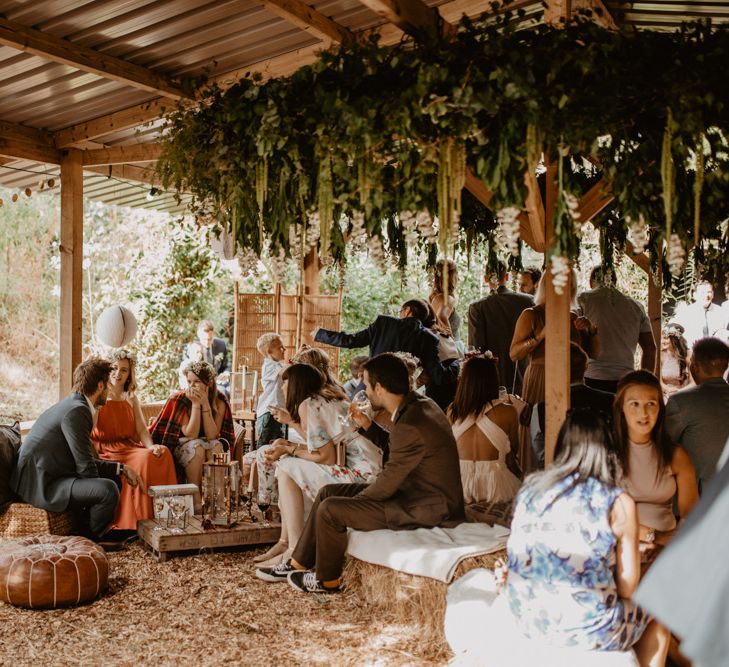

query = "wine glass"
[168, 496, 186, 534]
[257, 499, 271, 528]
[153, 496, 166, 532]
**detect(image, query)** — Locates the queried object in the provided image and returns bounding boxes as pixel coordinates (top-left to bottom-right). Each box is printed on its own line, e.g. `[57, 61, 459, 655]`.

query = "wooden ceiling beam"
[81, 143, 165, 166]
[0, 15, 192, 101]
[543, 0, 617, 29]
[249, 0, 354, 44]
[576, 177, 613, 222]
[357, 0, 454, 40]
[0, 137, 62, 164]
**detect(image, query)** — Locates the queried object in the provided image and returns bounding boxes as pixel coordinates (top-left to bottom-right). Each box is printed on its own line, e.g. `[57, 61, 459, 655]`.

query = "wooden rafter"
[0, 16, 192, 101]
[523, 168, 547, 252]
[543, 0, 617, 29]
[0, 137, 61, 163]
[576, 177, 613, 222]
[81, 143, 164, 166]
[250, 0, 353, 44]
[84, 163, 159, 187]
[356, 0, 453, 40]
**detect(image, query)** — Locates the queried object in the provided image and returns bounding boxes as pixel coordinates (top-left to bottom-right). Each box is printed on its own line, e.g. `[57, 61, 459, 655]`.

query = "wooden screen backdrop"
[232, 283, 343, 386]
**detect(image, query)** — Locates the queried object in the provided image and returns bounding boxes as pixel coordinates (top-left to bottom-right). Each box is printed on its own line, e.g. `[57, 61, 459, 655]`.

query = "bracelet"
[289, 444, 297, 457]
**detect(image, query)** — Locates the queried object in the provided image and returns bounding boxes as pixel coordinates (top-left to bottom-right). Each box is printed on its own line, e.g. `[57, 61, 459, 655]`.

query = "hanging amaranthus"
[357, 152, 372, 209]
[436, 138, 466, 257]
[255, 158, 268, 240]
[661, 109, 675, 239]
[694, 132, 705, 246]
[317, 154, 334, 259]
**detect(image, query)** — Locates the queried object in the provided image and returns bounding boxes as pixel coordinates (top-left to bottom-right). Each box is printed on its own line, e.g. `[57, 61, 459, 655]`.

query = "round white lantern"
[96, 305, 138, 347]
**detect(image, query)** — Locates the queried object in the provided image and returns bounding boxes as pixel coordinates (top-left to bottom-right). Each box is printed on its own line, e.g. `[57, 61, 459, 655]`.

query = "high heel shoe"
[253, 540, 288, 564]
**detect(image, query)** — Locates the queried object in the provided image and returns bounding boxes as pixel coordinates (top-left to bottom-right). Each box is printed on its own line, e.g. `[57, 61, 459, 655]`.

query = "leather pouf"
[0, 535, 109, 609]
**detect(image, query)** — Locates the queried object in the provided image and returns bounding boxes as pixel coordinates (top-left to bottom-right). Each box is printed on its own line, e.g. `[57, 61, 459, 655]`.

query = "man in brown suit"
[257, 353, 464, 593]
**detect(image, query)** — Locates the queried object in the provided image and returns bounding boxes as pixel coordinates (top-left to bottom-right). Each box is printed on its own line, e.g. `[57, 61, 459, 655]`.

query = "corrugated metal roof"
[0, 0, 726, 214]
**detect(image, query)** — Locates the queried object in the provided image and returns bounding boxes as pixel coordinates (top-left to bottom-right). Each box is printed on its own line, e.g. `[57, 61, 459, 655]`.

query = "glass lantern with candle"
[201, 451, 242, 527]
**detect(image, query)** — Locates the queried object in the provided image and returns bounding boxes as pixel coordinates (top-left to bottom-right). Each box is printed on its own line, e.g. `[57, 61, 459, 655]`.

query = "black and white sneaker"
[287, 570, 341, 594]
[255, 560, 295, 583]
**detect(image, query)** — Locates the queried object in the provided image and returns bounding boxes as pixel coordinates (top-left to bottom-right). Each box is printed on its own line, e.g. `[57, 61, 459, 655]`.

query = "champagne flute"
[257, 500, 271, 528]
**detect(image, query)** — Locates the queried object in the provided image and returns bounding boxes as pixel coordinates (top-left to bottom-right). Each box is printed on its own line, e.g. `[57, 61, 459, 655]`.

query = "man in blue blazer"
[182, 319, 230, 395]
[11, 358, 139, 539]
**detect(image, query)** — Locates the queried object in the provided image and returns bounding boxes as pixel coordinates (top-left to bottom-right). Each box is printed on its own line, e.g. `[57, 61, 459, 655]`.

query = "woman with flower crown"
[91, 349, 177, 530]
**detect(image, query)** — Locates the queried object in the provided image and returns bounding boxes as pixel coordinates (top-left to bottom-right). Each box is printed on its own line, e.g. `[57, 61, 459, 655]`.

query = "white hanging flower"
[399, 210, 419, 245]
[550, 254, 571, 295]
[367, 235, 387, 269]
[495, 207, 521, 256]
[667, 233, 686, 277]
[236, 248, 259, 276]
[416, 211, 437, 244]
[266, 244, 288, 284]
[305, 210, 321, 252]
[627, 214, 650, 254]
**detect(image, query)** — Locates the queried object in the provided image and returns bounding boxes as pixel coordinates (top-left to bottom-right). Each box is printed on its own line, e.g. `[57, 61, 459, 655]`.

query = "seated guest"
[277, 353, 464, 593]
[255, 332, 287, 448]
[665, 337, 729, 492]
[10, 358, 140, 540]
[150, 361, 234, 512]
[428, 258, 461, 339]
[447, 354, 522, 505]
[343, 354, 369, 398]
[505, 409, 669, 665]
[178, 341, 204, 389]
[291, 346, 344, 395]
[660, 323, 690, 399]
[613, 371, 698, 548]
[254, 364, 382, 575]
[532, 343, 615, 467]
[313, 298, 459, 409]
[91, 349, 176, 529]
[183, 319, 231, 396]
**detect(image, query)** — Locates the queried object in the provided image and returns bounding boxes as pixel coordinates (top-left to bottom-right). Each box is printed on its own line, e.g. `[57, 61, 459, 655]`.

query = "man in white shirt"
[673, 281, 729, 348]
[577, 267, 656, 394]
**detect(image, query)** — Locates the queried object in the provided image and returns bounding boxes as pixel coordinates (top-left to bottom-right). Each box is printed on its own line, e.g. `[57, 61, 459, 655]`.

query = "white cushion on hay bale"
[96, 305, 137, 347]
[347, 522, 510, 582]
[0, 535, 109, 609]
[445, 569, 639, 667]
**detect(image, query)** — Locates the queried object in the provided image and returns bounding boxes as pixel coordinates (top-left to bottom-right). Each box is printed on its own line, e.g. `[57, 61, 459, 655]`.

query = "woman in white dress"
[255, 363, 382, 576]
[448, 355, 522, 505]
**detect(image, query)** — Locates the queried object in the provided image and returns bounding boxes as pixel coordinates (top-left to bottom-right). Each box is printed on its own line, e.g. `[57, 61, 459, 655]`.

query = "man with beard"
[261, 353, 464, 593]
[11, 357, 140, 541]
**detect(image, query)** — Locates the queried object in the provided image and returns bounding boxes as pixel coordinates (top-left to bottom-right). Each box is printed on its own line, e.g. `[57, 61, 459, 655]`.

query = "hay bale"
[343, 549, 506, 661]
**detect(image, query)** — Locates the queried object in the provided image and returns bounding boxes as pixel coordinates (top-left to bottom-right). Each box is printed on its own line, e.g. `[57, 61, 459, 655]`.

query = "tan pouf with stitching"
[0, 535, 109, 609]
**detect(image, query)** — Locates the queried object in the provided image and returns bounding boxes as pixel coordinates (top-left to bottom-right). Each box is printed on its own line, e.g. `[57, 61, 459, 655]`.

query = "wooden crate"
[137, 516, 280, 562]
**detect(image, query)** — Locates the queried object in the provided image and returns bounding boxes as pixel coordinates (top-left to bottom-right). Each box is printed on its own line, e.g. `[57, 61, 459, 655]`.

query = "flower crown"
[111, 348, 137, 364]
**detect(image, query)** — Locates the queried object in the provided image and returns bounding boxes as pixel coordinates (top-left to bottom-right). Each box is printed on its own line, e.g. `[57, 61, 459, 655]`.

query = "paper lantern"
[96, 305, 137, 347]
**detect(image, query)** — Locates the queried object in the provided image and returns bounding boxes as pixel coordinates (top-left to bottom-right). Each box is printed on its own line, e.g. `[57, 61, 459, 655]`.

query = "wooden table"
[137, 516, 280, 562]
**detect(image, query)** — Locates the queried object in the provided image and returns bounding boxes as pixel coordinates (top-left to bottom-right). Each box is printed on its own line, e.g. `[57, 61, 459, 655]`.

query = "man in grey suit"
[468, 260, 533, 394]
[257, 353, 464, 593]
[666, 337, 729, 492]
[11, 358, 140, 539]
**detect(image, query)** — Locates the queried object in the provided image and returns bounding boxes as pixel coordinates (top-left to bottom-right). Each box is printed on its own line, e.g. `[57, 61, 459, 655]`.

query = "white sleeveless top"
[451, 400, 522, 504]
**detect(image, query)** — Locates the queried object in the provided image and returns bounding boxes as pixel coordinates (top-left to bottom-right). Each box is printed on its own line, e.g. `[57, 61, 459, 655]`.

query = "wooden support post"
[303, 248, 320, 296]
[59, 149, 84, 398]
[543, 161, 571, 466]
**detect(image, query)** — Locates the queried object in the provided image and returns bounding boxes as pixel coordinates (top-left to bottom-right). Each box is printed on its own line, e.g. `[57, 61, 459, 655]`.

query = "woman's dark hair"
[282, 363, 327, 423]
[448, 356, 500, 422]
[401, 298, 435, 328]
[613, 370, 674, 476]
[184, 361, 221, 420]
[432, 258, 459, 294]
[362, 353, 410, 395]
[291, 346, 346, 399]
[524, 409, 622, 499]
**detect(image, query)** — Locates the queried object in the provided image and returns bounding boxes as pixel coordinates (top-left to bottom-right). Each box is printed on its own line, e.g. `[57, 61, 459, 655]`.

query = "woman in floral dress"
[254, 363, 382, 572]
[505, 409, 669, 666]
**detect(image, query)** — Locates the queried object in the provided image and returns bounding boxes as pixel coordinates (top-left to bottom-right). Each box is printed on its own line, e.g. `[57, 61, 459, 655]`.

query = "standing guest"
[578, 267, 656, 394]
[313, 298, 457, 404]
[447, 355, 522, 505]
[468, 260, 533, 395]
[343, 354, 369, 398]
[254, 364, 382, 577]
[281, 353, 464, 594]
[10, 358, 140, 540]
[613, 371, 698, 548]
[183, 319, 231, 396]
[510, 275, 598, 473]
[505, 410, 669, 666]
[150, 361, 234, 513]
[91, 349, 177, 530]
[659, 323, 690, 399]
[429, 258, 461, 339]
[665, 337, 729, 492]
[255, 333, 287, 448]
[517, 266, 541, 296]
[673, 281, 728, 348]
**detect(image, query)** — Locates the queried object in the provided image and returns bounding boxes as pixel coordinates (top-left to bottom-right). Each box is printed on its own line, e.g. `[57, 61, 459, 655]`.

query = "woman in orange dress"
[91, 349, 177, 530]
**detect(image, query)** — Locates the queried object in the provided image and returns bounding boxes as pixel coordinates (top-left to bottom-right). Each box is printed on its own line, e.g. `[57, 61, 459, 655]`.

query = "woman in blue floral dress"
[255, 363, 382, 571]
[505, 409, 669, 666]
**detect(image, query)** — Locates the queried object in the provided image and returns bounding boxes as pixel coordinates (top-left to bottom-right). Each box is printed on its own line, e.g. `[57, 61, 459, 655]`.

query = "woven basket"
[0, 503, 73, 540]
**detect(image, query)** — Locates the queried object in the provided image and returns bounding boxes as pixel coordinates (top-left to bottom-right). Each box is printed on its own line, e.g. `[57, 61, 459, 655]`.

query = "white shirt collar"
[84, 394, 97, 417]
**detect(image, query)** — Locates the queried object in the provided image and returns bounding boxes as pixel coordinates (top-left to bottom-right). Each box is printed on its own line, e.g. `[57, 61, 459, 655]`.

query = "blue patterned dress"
[505, 474, 649, 650]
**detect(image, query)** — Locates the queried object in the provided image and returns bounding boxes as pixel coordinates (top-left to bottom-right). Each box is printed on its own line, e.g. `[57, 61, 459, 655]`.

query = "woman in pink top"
[613, 371, 698, 549]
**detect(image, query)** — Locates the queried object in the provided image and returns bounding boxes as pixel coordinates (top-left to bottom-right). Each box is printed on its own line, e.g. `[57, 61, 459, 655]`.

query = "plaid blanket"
[150, 391, 235, 455]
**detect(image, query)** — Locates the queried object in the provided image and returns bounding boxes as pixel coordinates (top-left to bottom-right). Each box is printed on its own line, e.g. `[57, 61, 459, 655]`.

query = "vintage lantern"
[201, 452, 242, 527]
